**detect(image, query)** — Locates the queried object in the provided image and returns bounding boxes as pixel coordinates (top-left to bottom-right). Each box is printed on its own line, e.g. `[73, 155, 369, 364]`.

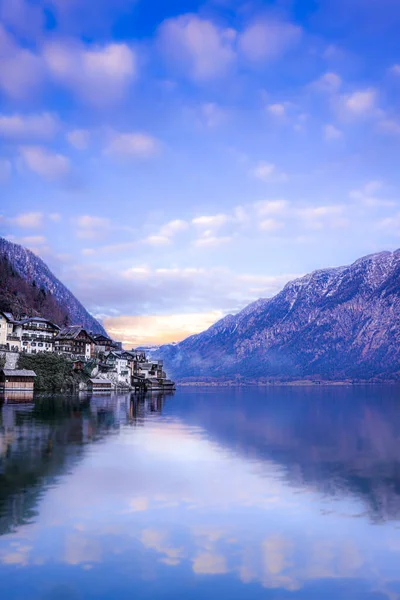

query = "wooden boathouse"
[0, 369, 36, 392]
[88, 378, 113, 393]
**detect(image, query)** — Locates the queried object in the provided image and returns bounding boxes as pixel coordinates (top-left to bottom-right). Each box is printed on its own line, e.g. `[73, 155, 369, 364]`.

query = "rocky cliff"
[0, 237, 106, 334]
[157, 249, 400, 381]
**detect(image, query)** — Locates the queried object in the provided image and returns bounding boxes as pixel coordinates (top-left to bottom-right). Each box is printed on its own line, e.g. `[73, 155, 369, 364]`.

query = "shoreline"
[176, 380, 400, 387]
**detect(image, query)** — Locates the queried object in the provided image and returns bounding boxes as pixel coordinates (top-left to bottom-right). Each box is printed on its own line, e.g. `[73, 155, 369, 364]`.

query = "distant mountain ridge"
[0, 237, 106, 335]
[157, 249, 400, 381]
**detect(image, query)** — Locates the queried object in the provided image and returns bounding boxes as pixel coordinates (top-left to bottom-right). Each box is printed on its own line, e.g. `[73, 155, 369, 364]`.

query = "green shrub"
[17, 353, 84, 392]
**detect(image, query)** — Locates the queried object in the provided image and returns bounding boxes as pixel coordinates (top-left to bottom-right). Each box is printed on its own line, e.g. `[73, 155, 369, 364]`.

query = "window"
[38, 343, 43, 347]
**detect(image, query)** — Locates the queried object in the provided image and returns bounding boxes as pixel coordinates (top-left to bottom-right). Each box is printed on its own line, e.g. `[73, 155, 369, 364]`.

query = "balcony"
[22, 324, 57, 333]
[7, 335, 20, 342]
[22, 334, 53, 343]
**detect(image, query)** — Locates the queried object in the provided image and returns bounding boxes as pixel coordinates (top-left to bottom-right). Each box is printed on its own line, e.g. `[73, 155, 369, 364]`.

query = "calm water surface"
[0, 387, 400, 599]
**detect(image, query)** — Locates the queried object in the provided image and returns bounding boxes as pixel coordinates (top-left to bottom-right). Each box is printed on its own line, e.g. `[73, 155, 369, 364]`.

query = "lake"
[1, 386, 400, 599]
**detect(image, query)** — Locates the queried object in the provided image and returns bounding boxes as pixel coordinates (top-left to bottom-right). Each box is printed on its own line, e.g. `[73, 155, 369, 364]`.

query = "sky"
[1, 0, 400, 347]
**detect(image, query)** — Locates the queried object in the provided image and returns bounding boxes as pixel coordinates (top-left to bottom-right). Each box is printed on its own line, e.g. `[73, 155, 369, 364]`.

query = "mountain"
[157, 249, 400, 382]
[0, 237, 106, 335]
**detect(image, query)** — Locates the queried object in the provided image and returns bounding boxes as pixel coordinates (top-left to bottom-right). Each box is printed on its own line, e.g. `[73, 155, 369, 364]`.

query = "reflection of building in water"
[89, 393, 168, 427]
[0, 392, 172, 536]
[1, 390, 34, 403]
[128, 393, 166, 424]
[0, 400, 93, 535]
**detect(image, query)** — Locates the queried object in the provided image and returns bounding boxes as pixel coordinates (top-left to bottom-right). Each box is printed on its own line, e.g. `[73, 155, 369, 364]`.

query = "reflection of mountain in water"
[2, 387, 399, 539]
[172, 386, 400, 523]
[0, 394, 166, 536]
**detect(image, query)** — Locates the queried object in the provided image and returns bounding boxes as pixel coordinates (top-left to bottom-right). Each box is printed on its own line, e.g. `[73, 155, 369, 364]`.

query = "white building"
[0, 312, 19, 350]
[14, 317, 60, 354]
[103, 351, 131, 385]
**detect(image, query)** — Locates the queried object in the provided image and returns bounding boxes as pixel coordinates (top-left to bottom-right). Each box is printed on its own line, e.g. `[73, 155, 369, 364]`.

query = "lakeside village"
[0, 312, 175, 397]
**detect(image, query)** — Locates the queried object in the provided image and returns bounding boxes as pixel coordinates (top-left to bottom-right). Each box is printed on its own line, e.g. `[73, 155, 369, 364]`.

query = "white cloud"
[389, 64, 400, 76]
[105, 132, 160, 159]
[12, 212, 43, 228]
[232, 205, 249, 224]
[251, 161, 288, 183]
[379, 212, 400, 231]
[311, 72, 342, 93]
[239, 20, 301, 63]
[200, 103, 226, 127]
[143, 219, 189, 247]
[0, 158, 11, 181]
[20, 146, 70, 180]
[349, 181, 395, 207]
[193, 234, 232, 248]
[43, 40, 136, 105]
[82, 248, 96, 256]
[338, 88, 379, 119]
[158, 14, 236, 81]
[192, 214, 228, 228]
[159, 219, 189, 237]
[66, 129, 90, 149]
[76, 215, 111, 239]
[65, 262, 299, 328]
[259, 218, 284, 232]
[0, 24, 43, 98]
[77, 215, 110, 228]
[298, 205, 347, 229]
[255, 199, 288, 216]
[378, 119, 400, 135]
[267, 103, 286, 117]
[49, 212, 61, 222]
[324, 124, 343, 140]
[0, 112, 59, 141]
[143, 235, 171, 246]
[19, 235, 46, 245]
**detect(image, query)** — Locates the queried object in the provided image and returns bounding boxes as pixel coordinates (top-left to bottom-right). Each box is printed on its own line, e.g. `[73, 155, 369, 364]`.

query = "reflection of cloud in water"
[64, 533, 102, 566]
[140, 529, 184, 567]
[192, 552, 228, 574]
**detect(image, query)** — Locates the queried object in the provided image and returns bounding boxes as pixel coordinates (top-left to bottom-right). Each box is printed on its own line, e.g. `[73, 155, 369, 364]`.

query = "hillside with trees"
[0, 252, 69, 326]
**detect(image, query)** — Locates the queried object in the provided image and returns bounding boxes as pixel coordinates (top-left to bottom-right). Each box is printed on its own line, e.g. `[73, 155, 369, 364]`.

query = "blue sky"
[1, 0, 400, 345]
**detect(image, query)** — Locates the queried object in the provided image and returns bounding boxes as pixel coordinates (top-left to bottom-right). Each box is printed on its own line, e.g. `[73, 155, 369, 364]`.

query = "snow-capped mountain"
[157, 249, 400, 381]
[0, 237, 106, 334]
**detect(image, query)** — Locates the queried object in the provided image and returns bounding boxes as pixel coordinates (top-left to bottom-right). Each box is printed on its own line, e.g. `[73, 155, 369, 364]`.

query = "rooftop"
[18, 317, 60, 328]
[56, 326, 94, 341]
[2, 369, 37, 377]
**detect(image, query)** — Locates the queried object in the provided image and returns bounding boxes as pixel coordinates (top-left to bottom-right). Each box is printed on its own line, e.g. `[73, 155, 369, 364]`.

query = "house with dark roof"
[13, 317, 60, 354]
[91, 333, 114, 354]
[88, 378, 113, 393]
[54, 326, 94, 359]
[0, 369, 36, 392]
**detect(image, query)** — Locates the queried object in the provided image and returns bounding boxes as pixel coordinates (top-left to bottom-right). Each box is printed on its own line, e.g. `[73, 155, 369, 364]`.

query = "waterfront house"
[88, 378, 113, 393]
[130, 351, 175, 392]
[102, 351, 131, 385]
[55, 326, 94, 359]
[14, 317, 60, 354]
[0, 369, 36, 392]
